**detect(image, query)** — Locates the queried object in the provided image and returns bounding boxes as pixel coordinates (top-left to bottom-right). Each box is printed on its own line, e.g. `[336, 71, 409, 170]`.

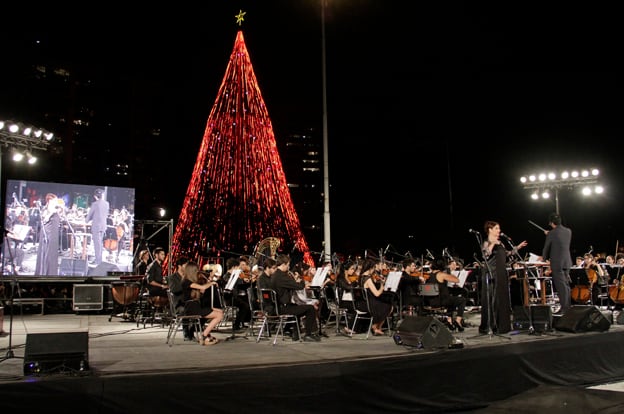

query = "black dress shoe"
[303, 334, 321, 342]
[453, 320, 464, 332]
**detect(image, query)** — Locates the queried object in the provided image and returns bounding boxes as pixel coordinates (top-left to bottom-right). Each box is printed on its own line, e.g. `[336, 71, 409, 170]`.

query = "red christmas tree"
[168, 30, 312, 268]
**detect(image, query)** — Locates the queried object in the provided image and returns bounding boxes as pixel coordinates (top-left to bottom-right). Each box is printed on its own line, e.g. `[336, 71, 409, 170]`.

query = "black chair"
[256, 289, 301, 345]
[348, 287, 374, 339]
[324, 285, 349, 334]
[165, 290, 202, 346]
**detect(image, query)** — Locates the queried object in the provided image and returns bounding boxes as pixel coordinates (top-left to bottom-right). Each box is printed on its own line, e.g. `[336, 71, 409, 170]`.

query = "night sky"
[1, 1, 623, 265]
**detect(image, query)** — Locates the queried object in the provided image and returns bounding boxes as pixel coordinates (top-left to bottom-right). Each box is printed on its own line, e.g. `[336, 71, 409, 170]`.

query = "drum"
[111, 281, 140, 306]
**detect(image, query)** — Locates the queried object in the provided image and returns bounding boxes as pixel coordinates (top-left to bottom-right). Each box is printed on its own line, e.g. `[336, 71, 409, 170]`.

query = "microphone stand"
[0, 229, 24, 363]
[467, 231, 510, 341]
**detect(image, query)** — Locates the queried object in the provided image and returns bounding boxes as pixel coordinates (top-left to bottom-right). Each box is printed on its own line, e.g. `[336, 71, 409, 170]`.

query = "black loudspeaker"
[59, 258, 88, 276]
[88, 262, 120, 277]
[393, 316, 454, 349]
[23, 332, 89, 375]
[554, 305, 611, 333]
[513, 305, 552, 332]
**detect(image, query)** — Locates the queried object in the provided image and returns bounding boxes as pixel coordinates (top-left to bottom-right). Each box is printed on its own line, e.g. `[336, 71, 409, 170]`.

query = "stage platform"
[2, 307, 624, 413]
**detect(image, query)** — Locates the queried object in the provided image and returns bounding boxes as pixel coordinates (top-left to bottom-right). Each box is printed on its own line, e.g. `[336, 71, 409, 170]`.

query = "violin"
[409, 271, 430, 281]
[191, 272, 210, 300]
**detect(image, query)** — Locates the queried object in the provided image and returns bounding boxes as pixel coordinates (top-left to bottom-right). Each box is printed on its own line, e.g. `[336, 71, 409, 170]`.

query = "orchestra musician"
[359, 258, 393, 336]
[181, 261, 223, 345]
[399, 258, 424, 316]
[428, 257, 467, 332]
[583, 252, 606, 306]
[166, 256, 195, 341]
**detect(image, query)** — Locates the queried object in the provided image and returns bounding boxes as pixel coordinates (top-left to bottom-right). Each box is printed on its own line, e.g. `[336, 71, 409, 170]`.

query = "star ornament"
[235, 10, 246, 26]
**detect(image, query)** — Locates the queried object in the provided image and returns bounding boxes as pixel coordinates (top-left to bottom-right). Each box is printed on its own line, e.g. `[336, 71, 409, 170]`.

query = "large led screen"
[2, 180, 136, 277]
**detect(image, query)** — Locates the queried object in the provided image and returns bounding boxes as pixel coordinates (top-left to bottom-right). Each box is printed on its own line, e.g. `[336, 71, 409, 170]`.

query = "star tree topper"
[235, 10, 246, 26]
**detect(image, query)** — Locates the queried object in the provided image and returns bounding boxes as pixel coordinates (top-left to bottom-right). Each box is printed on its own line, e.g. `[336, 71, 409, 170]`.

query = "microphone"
[384, 244, 390, 255]
[468, 228, 480, 234]
[500, 233, 512, 241]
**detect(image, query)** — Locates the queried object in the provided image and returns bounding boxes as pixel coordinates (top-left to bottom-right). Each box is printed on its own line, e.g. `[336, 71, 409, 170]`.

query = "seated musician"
[181, 261, 224, 345]
[360, 258, 393, 336]
[166, 256, 194, 340]
[399, 258, 424, 315]
[335, 260, 358, 334]
[427, 257, 467, 332]
[583, 253, 606, 305]
[222, 256, 252, 332]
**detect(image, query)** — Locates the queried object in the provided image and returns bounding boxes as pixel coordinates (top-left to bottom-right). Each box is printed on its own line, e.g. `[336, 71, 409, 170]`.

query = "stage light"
[519, 166, 602, 214]
[0, 119, 56, 207]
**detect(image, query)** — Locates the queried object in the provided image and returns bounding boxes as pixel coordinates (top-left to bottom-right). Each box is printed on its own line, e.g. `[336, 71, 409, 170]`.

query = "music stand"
[570, 268, 592, 304]
[224, 269, 247, 341]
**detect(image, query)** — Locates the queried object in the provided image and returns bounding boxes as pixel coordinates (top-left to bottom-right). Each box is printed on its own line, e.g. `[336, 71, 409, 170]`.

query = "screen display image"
[2, 180, 136, 277]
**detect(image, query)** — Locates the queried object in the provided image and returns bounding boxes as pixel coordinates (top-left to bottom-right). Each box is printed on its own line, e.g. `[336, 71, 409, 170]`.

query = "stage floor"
[2, 306, 624, 413]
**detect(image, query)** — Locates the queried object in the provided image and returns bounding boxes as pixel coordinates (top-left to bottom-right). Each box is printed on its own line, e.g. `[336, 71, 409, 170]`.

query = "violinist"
[257, 258, 277, 290]
[182, 261, 224, 345]
[335, 259, 358, 335]
[428, 258, 467, 332]
[360, 258, 393, 336]
[166, 256, 193, 340]
[399, 258, 424, 315]
[222, 256, 252, 332]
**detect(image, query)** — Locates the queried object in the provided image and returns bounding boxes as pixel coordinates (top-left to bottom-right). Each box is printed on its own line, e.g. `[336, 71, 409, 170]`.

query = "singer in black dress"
[479, 220, 527, 334]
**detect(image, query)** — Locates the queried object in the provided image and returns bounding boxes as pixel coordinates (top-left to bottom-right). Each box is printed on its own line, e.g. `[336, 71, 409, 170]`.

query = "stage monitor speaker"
[23, 332, 89, 375]
[617, 311, 624, 325]
[88, 262, 120, 277]
[513, 305, 552, 332]
[554, 305, 611, 333]
[393, 315, 454, 349]
[59, 258, 88, 276]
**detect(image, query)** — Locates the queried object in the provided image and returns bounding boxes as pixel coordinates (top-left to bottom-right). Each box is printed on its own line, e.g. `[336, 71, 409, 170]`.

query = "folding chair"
[165, 290, 203, 346]
[256, 289, 301, 345]
[324, 285, 349, 334]
[348, 287, 374, 339]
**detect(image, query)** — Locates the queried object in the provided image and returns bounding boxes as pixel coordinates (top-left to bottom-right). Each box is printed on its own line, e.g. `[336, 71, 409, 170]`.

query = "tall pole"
[321, 0, 331, 263]
[555, 187, 560, 215]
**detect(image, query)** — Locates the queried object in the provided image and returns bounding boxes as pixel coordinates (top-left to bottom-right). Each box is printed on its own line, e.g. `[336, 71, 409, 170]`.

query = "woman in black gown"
[359, 258, 393, 336]
[479, 220, 527, 334]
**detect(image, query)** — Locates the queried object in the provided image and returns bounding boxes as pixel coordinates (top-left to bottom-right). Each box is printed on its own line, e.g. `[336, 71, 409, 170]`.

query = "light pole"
[321, 0, 331, 263]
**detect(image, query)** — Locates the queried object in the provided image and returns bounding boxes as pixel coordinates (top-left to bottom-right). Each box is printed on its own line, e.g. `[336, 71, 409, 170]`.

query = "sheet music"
[310, 266, 329, 287]
[224, 269, 242, 291]
[8, 224, 30, 241]
[384, 271, 402, 292]
[449, 270, 471, 288]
